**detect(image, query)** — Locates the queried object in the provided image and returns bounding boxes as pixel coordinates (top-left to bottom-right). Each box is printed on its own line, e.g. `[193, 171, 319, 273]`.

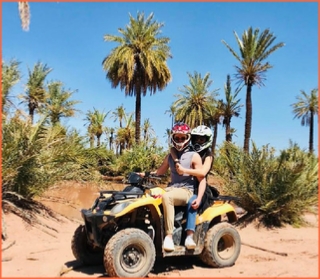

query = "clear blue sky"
[2, 1, 318, 152]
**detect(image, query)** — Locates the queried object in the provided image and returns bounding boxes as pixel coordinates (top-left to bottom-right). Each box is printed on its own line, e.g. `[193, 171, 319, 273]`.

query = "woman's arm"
[191, 177, 206, 209]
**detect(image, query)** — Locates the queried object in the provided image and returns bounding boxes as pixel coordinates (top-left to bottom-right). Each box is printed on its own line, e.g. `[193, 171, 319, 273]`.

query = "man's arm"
[137, 154, 169, 177]
[153, 154, 170, 175]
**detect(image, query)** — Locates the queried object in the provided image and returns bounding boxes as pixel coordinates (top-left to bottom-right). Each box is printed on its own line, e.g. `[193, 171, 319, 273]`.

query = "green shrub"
[114, 143, 167, 176]
[214, 141, 318, 227]
[2, 116, 112, 199]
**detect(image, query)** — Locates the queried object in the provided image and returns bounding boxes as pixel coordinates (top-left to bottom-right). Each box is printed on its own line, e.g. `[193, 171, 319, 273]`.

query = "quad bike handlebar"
[126, 172, 164, 188]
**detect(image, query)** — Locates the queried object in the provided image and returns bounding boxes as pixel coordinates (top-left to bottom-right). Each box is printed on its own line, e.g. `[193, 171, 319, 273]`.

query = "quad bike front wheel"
[104, 228, 156, 277]
[200, 222, 241, 267]
[71, 224, 103, 265]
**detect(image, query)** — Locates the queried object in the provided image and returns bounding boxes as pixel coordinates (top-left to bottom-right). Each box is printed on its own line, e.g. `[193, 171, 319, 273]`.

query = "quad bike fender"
[112, 196, 163, 218]
[196, 203, 237, 224]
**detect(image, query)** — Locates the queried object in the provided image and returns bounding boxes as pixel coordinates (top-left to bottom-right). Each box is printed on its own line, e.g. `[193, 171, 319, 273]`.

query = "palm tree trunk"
[226, 118, 232, 142]
[244, 85, 253, 153]
[90, 134, 94, 148]
[135, 91, 141, 144]
[28, 106, 34, 124]
[109, 131, 113, 150]
[211, 123, 218, 161]
[309, 111, 314, 154]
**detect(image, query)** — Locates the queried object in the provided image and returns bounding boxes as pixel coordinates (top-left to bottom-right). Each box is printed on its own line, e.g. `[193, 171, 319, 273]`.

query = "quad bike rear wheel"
[71, 224, 103, 265]
[200, 222, 241, 267]
[104, 228, 156, 277]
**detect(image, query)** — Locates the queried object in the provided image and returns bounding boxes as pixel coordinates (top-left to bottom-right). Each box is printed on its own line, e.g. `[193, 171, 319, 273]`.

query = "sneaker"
[185, 235, 196, 250]
[163, 236, 175, 252]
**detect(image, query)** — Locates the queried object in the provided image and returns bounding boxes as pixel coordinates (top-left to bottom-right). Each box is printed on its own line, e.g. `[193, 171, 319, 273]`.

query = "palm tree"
[116, 112, 135, 152]
[111, 104, 126, 128]
[2, 59, 21, 115]
[105, 127, 116, 151]
[173, 71, 219, 128]
[206, 101, 223, 156]
[20, 62, 52, 123]
[165, 105, 177, 127]
[85, 108, 109, 147]
[84, 110, 96, 148]
[44, 81, 81, 125]
[164, 128, 171, 147]
[142, 118, 155, 144]
[222, 27, 285, 152]
[291, 88, 318, 154]
[221, 75, 243, 142]
[102, 12, 172, 144]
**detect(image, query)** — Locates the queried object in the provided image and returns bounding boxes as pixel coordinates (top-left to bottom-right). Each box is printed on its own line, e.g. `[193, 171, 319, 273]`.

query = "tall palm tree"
[111, 104, 126, 128]
[2, 59, 21, 115]
[20, 62, 52, 123]
[44, 81, 81, 125]
[173, 71, 219, 128]
[221, 75, 243, 142]
[291, 88, 318, 154]
[222, 27, 285, 152]
[102, 12, 172, 144]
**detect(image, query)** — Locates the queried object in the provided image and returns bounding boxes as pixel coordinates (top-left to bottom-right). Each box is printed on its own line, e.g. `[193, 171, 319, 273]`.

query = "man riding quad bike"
[71, 172, 241, 277]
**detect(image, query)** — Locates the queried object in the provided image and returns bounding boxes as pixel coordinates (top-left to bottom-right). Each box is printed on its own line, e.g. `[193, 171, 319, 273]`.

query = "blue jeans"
[185, 194, 199, 232]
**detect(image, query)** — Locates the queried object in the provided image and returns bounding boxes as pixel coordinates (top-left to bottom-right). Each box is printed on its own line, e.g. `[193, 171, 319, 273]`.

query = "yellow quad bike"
[71, 172, 241, 278]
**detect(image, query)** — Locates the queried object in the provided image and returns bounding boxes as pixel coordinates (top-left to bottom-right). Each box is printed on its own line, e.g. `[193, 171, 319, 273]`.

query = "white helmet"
[191, 125, 213, 152]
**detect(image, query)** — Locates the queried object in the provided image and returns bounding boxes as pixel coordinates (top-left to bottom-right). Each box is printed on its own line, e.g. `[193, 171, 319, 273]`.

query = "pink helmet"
[171, 122, 191, 151]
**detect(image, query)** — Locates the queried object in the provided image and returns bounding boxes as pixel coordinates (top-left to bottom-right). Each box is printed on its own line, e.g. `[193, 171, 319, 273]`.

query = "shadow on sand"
[62, 256, 207, 277]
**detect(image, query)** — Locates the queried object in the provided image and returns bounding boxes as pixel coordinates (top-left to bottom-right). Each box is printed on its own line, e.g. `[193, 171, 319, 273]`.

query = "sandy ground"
[1, 181, 319, 278]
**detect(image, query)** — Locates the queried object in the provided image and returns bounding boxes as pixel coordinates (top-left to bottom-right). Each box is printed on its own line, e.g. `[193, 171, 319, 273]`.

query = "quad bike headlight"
[110, 201, 132, 215]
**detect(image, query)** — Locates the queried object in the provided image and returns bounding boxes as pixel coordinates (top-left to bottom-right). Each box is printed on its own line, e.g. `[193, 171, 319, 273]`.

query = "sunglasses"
[174, 136, 187, 142]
